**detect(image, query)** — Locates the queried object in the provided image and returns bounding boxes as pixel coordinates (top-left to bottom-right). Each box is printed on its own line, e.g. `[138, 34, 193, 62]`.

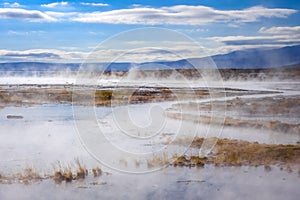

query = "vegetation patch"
[166, 112, 300, 134]
[170, 137, 300, 169]
[147, 153, 169, 168]
[0, 167, 47, 184]
[52, 159, 91, 183]
[0, 160, 102, 185]
[0, 86, 211, 107]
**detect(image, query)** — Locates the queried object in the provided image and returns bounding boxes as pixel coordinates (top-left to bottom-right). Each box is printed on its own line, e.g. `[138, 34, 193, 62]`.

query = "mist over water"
[0, 29, 299, 200]
[0, 67, 299, 198]
[0, 0, 299, 198]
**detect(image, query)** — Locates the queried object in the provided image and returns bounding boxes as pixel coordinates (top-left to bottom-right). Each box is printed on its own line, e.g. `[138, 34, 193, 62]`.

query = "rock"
[7, 115, 23, 119]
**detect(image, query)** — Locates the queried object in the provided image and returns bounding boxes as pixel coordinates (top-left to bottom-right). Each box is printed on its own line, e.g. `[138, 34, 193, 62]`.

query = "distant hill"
[0, 62, 79, 72]
[211, 45, 300, 69]
[0, 45, 299, 73]
[158, 44, 300, 69]
[0, 62, 132, 75]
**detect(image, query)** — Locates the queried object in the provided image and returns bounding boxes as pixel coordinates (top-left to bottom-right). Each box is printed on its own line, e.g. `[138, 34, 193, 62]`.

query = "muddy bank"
[0, 85, 272, 107]
[171, 137, 300, 168]
[172, 95, 300, 119]
[166, 112, 300, 135]
[0, 87, 203, 106]
[167, 95, 300, 134]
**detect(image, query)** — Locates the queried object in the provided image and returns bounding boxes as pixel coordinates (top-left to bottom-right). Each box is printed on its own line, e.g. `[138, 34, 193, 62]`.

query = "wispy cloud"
[259, 26, 300, 35]
[41, 1, 68, 8]
[3, 2, 21, 8]
[0, 5, 296, 25]
[0, 44, 205, 62]
[130, 4, 143, 8]
[80, 2, 109, 7]
[45, 11, 78, 20]
[72, 5, 297, 25]
[176, 28, 209, 34]
[4, 52, 61, 59]
[210, 25, 300, 46]
[1, 40, 297, 63]
[211, 35, 300, 45]
[7, 30, 45, 35]
[0, 49, 86, 62]
[0, 8, 56, 22]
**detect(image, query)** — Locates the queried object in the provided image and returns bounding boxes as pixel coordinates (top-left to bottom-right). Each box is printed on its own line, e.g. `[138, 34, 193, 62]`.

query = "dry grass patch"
[147, 153, 169, 168]
[171, 137, 300, 169]
[52, 159, 89, 183]
[92, 167, 102, 177]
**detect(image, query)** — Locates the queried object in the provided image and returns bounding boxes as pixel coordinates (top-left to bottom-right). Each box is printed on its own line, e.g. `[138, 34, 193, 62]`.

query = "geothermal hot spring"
[0, 69, 299, 200]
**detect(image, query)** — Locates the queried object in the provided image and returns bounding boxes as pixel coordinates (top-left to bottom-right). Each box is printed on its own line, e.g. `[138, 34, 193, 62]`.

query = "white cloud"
[0, 5, 296, 25]
[0, 49, 87, 62]
[211, 35, 300, 45]
[259, 26, 300, 35]
[45, 11, 78, 20]
[41, 2, 68, 8]
[1, 40, 297, 63]
[176, 28, 209, 34]
[3, 2, 21, 8]
[72, 5, 296, 25]
[131, 4, 143, 8]
[200, 26, 300, 55]
[0, 43, 209, 62]
[88, 31, 104, 36]
[211, 26, 300, 46]
[0, 45, 283, 63]
[211, 44, 288, 55]
[0, 8, 57, 22]
[7, 30, 45, 35]
[80, 2, 109, 7]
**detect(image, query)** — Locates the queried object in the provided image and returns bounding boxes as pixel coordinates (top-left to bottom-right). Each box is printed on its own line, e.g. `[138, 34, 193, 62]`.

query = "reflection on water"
[0, 101, 299, 173]
[0, 81, 299, 199]
[0, 166, 299, 200]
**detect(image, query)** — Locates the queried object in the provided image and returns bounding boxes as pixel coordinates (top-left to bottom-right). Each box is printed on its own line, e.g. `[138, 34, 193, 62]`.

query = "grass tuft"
[92, 167, 102, 177]
[147, 153, 169, 168]
[75, 159, 88, 180]
[23, 167, 42, 180]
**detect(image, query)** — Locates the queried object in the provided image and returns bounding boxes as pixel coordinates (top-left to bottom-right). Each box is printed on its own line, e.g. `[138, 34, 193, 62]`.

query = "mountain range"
[0, 45, 299, 73]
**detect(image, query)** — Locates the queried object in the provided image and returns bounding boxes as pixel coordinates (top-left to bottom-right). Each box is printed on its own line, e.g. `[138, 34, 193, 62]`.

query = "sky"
[0, 0, 299, 62]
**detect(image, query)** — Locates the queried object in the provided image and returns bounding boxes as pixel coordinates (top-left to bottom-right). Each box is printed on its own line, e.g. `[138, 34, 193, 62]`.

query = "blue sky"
[0, 0, 299, 62]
